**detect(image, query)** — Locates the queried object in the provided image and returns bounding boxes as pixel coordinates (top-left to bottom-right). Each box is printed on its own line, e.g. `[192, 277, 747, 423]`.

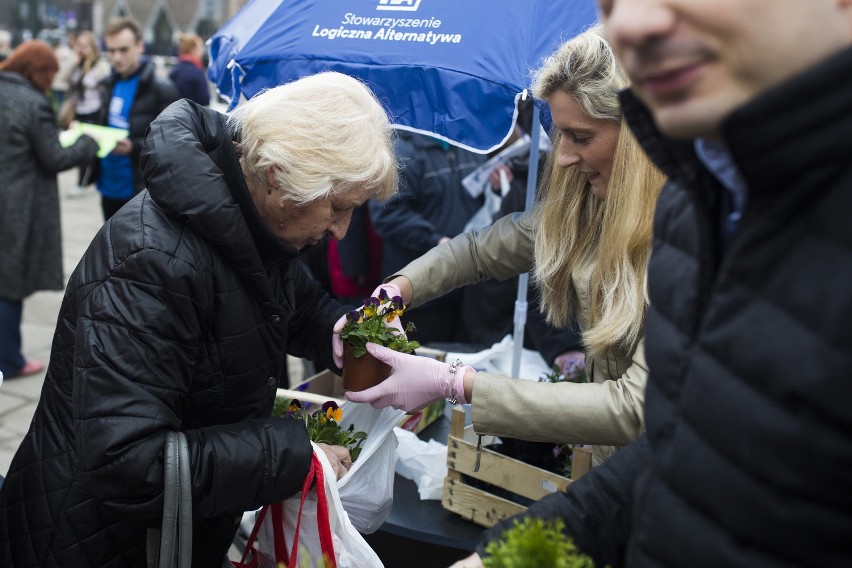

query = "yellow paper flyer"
[59, 123, 130, 158]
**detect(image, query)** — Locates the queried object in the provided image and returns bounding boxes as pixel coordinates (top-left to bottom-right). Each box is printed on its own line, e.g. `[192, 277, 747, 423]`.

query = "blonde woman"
[343, 25, 666, 465]
[65, 31, 110, 195]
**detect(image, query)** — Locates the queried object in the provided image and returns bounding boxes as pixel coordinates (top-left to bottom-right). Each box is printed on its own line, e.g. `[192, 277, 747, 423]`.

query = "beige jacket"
[395, 213, 647, 465]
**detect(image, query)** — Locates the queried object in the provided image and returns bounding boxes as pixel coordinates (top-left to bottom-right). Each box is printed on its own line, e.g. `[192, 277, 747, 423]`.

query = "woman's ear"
[265, 166, 278, 191]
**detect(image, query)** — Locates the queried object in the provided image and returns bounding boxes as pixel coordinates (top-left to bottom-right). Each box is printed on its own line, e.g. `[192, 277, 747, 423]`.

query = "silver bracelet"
[448, 359, 464, 404]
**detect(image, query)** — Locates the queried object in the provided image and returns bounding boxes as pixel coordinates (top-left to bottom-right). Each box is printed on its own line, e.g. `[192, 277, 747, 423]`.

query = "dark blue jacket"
[369, 132, 486, 277]
[169, 58, 210, 106]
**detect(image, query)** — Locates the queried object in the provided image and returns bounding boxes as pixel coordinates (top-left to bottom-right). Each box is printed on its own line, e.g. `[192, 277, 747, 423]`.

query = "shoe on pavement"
[10, 359, 45, 378]
[66, 186, 88, 198]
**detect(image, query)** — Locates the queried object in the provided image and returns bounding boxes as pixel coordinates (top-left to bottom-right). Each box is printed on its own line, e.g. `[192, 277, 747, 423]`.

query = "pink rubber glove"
[332, 282, 404, 368]
[344, 343, 472, 411]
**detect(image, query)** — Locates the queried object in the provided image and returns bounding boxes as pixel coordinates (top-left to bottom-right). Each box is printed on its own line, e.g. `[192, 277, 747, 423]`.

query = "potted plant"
[273, 398, 368, 461]
[483, 517, 596, 568]
[338, 288, 420, 391]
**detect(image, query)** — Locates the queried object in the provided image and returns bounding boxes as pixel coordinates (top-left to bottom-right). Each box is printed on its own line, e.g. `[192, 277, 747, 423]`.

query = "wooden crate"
[442, 406, 592, 528]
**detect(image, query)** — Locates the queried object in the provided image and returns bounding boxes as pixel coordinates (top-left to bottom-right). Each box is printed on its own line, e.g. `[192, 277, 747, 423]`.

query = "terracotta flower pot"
[342, 344, 392, 391]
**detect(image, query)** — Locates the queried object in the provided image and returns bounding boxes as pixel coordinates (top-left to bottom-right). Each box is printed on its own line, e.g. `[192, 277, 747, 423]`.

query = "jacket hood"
[141, 100, 295, 301]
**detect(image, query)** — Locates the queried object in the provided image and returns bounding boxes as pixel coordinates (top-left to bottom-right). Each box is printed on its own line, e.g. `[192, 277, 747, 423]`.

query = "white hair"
[228, 71, 398, 205]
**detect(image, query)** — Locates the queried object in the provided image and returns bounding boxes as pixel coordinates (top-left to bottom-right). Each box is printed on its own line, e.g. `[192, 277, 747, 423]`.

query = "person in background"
[168, 32, 210, 106]
[96, 17, 179, 220]
[368, 132, 487, 344]
[328, 205, 385, 305]
[344, 26, 665, 468]
[452, 0, 852, 566]
[49, 33, 76, 107]
[0, 30, 12, 62]
[0, 71, 396, 567]
[65, 30, 112, 198]
[0, 41, 98, 380]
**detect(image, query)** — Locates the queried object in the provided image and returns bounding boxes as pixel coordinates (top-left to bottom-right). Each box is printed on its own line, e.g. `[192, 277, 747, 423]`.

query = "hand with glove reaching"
[344, 343, 476, 412]
[331, 281, 407, 368]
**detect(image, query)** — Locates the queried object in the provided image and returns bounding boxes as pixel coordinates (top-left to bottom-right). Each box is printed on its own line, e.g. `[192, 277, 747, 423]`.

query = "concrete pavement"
[0, 168, 105, 475]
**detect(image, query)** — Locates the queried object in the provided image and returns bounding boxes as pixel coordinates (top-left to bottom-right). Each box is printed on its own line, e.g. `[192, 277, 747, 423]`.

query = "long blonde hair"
[531, 25, 665, 357]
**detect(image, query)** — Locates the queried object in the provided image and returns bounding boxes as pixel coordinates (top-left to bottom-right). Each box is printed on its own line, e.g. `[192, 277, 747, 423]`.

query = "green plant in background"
[272, 399, 367, 462]
[541, 362, 588, 384]
[483, 517, 596, 568]
[340, 288, 420, 358]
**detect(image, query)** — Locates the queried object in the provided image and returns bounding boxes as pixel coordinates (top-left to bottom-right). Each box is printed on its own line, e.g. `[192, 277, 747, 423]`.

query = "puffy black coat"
[168, 59, 210, 106]
[96, 59, 179, 193]
[0, 99, 345, 567]
[479, 45, 852, 567]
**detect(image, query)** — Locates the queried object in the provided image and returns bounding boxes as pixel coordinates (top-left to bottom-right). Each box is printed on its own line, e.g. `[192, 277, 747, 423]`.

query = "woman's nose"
[558, 149, 581, 169]
[328, 212, 353, 241]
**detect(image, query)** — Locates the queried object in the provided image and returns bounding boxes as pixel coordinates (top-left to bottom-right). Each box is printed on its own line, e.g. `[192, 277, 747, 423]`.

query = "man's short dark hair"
[105, 17, 142, 42]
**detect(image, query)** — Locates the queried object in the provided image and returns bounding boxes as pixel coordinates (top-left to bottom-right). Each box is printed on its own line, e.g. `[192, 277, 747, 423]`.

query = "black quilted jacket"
[479, 46, 852, 567]
[0, 100, 345, 567]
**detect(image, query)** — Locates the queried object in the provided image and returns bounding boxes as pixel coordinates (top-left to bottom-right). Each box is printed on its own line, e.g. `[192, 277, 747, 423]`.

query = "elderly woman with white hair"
[0, 72, 398, 567]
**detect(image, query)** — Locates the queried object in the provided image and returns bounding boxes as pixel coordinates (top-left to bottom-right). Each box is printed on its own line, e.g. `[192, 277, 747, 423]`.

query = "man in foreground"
[455, 1, 852, 566]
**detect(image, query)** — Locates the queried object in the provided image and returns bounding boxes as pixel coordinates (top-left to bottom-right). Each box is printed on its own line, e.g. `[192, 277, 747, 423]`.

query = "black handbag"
[147, 431, 192, 568]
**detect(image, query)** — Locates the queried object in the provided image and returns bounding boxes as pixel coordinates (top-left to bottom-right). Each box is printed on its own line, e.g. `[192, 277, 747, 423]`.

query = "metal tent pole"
[510, 102, 541, 379]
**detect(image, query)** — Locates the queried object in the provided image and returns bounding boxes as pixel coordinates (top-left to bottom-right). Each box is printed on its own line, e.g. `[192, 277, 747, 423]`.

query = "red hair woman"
[0, 41, 98, 379]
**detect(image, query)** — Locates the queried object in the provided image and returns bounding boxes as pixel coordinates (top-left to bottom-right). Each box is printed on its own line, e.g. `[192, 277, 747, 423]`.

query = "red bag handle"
[288, 453, 337, 568]
[237, 504, 290, 567]
[237, 452, 337, 568]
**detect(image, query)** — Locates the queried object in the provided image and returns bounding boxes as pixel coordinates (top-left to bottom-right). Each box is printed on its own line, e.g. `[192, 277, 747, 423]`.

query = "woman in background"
[0, 40, 98, 378]
[65, 31, 111, 197]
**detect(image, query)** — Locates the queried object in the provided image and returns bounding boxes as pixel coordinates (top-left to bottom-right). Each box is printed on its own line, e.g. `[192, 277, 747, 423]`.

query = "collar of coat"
[143, 100, 297, 307]
[219, 125, 299, 265]
[620, 44, 852, 200]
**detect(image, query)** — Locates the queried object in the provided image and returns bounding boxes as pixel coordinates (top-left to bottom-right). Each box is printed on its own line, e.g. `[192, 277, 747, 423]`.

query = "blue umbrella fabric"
[209, 0, 598, 154]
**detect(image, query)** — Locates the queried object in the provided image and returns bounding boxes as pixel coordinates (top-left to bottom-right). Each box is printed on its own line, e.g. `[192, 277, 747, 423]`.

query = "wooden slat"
[447, 434, 571, 501]
[442, 406, 597, 527]
[442, 477, 526, 528]
[571, 446, 592, 481]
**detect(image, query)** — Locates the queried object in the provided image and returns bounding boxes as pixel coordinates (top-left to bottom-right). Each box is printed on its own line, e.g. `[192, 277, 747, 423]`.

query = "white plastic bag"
[282, 444, 383, 568]
[336, 403, 406, 533]
[393, 427, 448, 500]
[237, 447, 383, 568]
[447, 334, 551, 379]
[234, 404, 403, 568]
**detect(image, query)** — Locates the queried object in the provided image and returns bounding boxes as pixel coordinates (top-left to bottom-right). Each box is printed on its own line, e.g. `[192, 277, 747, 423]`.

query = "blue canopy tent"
[208, 0, 599, 377]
